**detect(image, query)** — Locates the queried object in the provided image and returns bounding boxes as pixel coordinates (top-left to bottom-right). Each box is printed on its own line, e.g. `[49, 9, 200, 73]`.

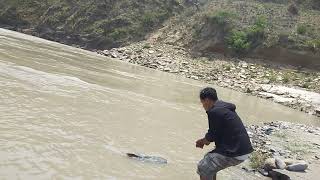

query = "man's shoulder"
[207, 106, 224, 117]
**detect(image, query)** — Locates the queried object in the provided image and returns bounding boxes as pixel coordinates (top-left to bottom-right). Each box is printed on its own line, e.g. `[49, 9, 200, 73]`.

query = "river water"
[0, 29, 319, 180]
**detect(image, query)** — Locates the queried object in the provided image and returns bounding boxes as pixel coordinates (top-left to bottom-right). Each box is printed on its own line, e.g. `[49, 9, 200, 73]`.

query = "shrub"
[297, 24, 307, 35]
[227, 30, 250, 53]
[249, 151, 269, 169]
[247, 16, 267, 40]
[282, 73, 291, 83]
[227, 16, 267, 54]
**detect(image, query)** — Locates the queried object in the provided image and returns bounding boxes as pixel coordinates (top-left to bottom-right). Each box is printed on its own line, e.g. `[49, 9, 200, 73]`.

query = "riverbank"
[98, 41, 320, 117]
[241, 121, 320, 179]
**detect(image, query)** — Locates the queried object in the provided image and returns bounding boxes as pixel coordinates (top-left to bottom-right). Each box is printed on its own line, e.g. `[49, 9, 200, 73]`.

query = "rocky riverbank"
[243, 121, 320, 179]
[97, 41, 320, 117]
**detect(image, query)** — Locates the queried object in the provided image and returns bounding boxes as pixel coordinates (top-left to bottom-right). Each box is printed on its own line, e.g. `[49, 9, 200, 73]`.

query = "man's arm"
[205, 129, 215, 142]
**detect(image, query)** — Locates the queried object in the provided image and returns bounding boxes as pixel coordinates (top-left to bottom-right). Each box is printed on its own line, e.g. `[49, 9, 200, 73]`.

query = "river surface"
[0, 29, 319, 180]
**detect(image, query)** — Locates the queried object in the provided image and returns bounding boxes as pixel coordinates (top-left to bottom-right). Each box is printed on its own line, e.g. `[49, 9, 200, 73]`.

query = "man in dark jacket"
[196, 87, 253, 180]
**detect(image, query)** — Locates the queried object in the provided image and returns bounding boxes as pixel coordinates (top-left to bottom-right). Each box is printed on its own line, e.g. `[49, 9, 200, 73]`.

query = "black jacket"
[205, 100, 253, 157]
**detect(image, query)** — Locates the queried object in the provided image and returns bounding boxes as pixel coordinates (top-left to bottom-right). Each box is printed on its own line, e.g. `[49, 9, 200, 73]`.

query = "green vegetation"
[297, 24, 308, 35]
[249, 151, 269, 169]
[284, 142, 312, 154]
[282, 72, 292, 83]
[227, 16, 267, 53]
[268, 74, 277, 83]
[227, 30, 251, 53]
[306, 39, 320, 49]
[274, 131, 288, 138]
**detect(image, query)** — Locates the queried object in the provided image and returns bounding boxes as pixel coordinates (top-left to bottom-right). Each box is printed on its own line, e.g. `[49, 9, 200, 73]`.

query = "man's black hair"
[200, 87, 218, 101]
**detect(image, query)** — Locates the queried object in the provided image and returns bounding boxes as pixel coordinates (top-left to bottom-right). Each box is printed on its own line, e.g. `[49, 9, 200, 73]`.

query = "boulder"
[286, 161, 308, 172]
[268, 169, 291, 180]
[275, 158, 287, 169]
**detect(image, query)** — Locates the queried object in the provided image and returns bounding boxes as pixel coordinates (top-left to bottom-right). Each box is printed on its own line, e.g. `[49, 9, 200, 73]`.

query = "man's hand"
[196, 138, 205, 149]
[196, 138, 211, 149]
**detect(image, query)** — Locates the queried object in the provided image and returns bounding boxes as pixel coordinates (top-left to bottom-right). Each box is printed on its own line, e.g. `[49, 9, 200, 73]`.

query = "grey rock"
[286, 162, 308, 172]
[111, 53, 118, 58]
[258, 169, 269, 176]
[269, 169, 291, 180]
[284, 159, 295, 166]
[275, 158, 286, 169]
[190, 75, 199, 80]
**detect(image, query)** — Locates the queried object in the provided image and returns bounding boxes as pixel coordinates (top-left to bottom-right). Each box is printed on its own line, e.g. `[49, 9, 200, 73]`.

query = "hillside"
[0, 0, 181, 49]
[0, 0, 319, 69]
[152, 0, 320, 69]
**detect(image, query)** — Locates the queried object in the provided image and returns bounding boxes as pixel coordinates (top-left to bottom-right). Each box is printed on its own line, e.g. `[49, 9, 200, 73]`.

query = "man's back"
[206, 100, 253, 157]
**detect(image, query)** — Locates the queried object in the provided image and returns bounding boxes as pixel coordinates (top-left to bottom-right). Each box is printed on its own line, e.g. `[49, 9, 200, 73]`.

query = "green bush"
[227, 16, 267, 54]
[227, 30, 250, 53]
[247, 16, 267, 35]
[249, 151, 269, 169]
[297, 24, 307, 35]
[282, 73, 291, 83]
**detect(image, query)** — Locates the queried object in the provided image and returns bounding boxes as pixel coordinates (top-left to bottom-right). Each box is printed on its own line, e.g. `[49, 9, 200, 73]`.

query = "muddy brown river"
[0, 29, 319, 179]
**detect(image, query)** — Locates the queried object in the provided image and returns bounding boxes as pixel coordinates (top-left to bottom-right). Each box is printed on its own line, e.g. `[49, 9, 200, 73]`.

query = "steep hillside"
[0, 0, 319, 69]
[152, 0, 320, 69]
[0, 0, 182, 49]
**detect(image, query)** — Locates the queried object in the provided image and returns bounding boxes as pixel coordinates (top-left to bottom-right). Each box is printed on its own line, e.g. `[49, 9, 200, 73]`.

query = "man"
[196, 87, 253, 180]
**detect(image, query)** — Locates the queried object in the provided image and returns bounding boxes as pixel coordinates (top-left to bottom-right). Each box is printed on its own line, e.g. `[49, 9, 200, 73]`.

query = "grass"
[273, 132, 288, 139]
[305, 39, 320, 49]
[282, 72, 296, 83]
[284, 142, 312, 154]
[249, 151, 269, 169]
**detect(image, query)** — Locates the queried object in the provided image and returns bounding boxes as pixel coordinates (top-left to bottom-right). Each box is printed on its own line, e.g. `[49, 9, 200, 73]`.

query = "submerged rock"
[126, 153, 167, 164]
